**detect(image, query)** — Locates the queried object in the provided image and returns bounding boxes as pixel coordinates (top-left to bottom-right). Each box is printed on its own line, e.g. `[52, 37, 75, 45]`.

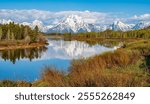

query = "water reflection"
[0, 47, 47, 64]
[38, 40, 115, 60]
[0, 40, 115, 62]
[0, 40, 116, 82]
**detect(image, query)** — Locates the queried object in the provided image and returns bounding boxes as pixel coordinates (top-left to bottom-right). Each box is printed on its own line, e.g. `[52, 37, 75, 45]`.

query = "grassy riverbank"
[46, 33, 145, 48]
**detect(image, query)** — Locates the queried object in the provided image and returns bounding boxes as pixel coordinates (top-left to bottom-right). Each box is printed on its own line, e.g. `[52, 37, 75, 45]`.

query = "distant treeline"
[47, 26, 150, 39]
[0, 22, 47, 44]
[76, 29, 150, 39]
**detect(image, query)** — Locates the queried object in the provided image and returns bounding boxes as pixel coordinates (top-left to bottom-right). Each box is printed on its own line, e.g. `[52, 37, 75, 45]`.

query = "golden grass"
[0, 80, 31, 87]
[69, 49, 140, 72]
[32, 67, 68, 87]
[68, 63, 148, 87]
[33, 49, 149, 87]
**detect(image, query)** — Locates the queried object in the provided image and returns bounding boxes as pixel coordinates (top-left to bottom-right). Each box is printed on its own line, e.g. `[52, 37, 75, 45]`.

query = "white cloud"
[0, 9, 149, 25]
[0, 9, 111, 25]
[130, 14, 150, 21]
[0, 9, 53, 23]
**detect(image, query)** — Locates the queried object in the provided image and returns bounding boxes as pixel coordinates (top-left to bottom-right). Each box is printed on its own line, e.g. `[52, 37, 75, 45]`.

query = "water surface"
[0, 40, 115, 82]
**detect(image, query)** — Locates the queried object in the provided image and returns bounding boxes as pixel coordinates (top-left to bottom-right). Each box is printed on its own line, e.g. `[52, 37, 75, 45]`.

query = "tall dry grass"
[35, 49, 149, 87]
[32, 67, 68, 87]
[69, 49, 140, 74]
[0, 80, 31, 87]
[67, 49, 147, 87]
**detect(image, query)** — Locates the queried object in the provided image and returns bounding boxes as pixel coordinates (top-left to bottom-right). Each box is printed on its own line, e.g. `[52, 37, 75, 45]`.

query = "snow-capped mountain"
[1, 15, 150, 33]
[31, 20, 49, 32]
[0, 19, 13, 24]
[108, 21, 134, 31]
[132, 21, 150, 30]
[21, 22, 31, 26]
[21, 20, 50, 33]
[47, 15, 98, 33]
[47, 16, 148, 33]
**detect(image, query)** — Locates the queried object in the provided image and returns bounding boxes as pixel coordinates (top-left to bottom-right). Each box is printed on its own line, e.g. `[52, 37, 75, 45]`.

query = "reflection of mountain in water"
[40, 40, 115, 60]
[0, 40, 115, 63]
[0, 47, 47, 64]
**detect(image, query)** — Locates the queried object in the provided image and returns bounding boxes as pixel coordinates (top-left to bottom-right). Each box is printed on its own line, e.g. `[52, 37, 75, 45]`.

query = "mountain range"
[0, 15, 150, 33]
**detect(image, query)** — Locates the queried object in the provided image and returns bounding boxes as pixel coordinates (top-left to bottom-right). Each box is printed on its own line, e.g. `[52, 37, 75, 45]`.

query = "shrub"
[0, 80, 17, 87]
[24, 35, 31, 45]
[16, 81, 31, 87]
[68, 62, 149, 87]
[37, 34, 47, 43]
[38, 67, 66, 87]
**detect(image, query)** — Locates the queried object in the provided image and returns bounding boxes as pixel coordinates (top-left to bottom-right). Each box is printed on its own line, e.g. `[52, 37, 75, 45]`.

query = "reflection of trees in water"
[0, 46, 47, 64]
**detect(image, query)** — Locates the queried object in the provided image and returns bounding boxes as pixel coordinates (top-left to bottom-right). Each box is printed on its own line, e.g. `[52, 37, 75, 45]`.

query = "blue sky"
[0, 0, 150, 25]
[0, 0, 150, 16]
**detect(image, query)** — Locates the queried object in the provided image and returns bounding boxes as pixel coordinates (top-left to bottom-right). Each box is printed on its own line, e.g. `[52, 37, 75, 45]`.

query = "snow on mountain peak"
[21, 20, 52, 33]
[113, 21, 124, 25]
[31, 20, 52, 32]
[65, 15, 83, 24]
[32, 20, 44, 27]
[21, 22, 31, 26]
[67, 15, 82, 20]
[47, 14, 96, 33]
[110, 21, 132, 31]
[0, 19, 13, 24]
[62, 15, 85, 32]
[1, 18, 150, 33]
[132, 21, 150, 30]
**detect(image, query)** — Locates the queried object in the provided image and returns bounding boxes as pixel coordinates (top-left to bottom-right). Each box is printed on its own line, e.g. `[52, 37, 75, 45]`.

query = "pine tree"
[0, 23, 47, 43]
[24, 35, 31, 45]
[24, 27, 28, 38]
[34, 25, 39, 35]
[0, 27, 3, 40]
[7, 29, 11, 40]
[11, 32, 15, 41]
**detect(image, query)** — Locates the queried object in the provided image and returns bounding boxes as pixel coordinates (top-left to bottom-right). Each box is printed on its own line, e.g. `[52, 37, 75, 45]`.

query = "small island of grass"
[0, 22, 48, 50]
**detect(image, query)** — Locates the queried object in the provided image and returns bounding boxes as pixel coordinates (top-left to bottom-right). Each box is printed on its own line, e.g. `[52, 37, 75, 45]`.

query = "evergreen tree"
[24, 35, 31, 44]
[7, 29, 11, 40]
[11, 32, 15, 41]
[0, 23, 46, 42]
[24, 27, 28, 38]
[0, 27, 3, 40]
[34, 26, 39, 35]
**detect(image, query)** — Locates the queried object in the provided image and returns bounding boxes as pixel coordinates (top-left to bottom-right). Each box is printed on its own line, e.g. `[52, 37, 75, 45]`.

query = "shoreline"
[0, 42, 48, 51]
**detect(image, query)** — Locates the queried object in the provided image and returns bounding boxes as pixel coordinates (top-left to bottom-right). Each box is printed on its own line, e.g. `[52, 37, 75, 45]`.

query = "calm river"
[0, 40, 116, 82]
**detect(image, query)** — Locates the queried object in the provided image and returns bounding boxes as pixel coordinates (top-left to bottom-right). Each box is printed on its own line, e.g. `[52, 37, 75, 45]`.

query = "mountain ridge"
[1, 15, 150, 33]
